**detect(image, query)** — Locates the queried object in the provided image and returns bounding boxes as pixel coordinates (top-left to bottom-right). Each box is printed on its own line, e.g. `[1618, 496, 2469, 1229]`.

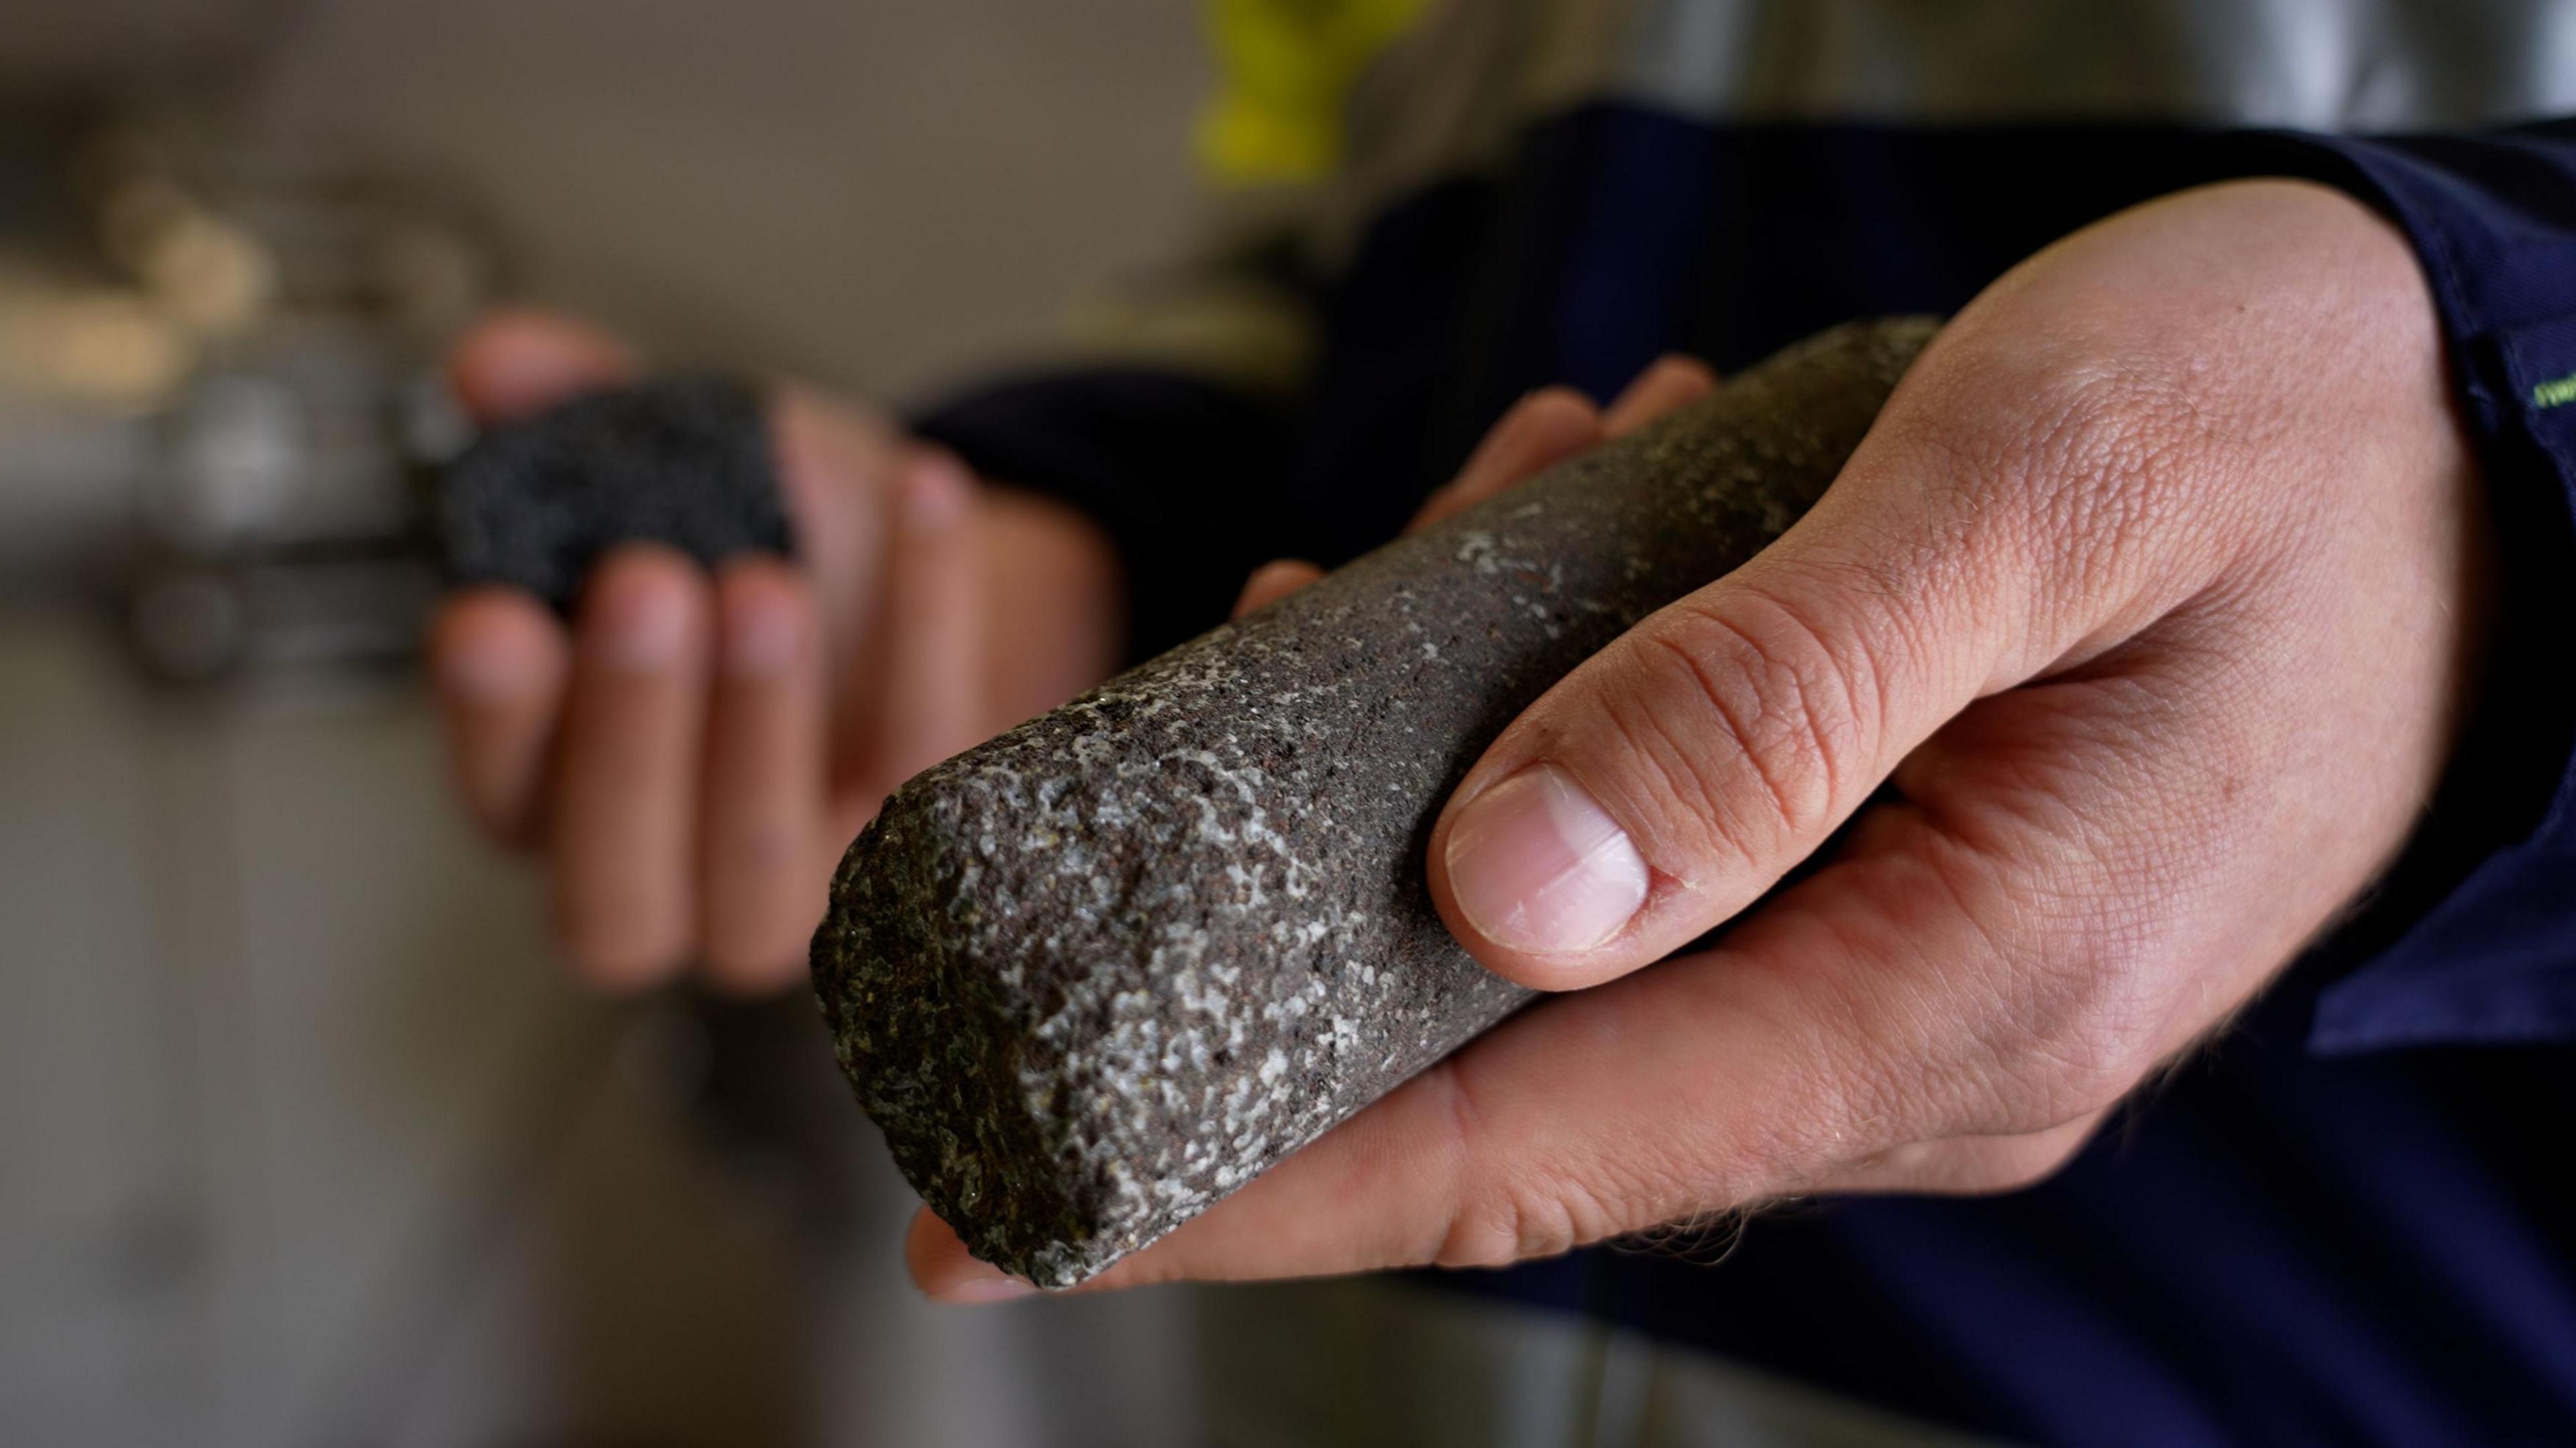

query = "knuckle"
[1434, 1184, 1576, 1270]
[1795, 1000, 1947, 1176]
[1435, 1164, 1645, 1271]
[1890, 341, 2243, 606]
[1998, 1021, 2141, 1127]
[2017, 883, 2193, 1119]
[1712, 960, 1933, 1186]
[1960, 927, 2169, 1131]
[1860, 849, 2171, 1140]
[1424, 1062, 1629, 1270]
[2012, 363, 2208, 586]
[1611, 588, 1877, 864]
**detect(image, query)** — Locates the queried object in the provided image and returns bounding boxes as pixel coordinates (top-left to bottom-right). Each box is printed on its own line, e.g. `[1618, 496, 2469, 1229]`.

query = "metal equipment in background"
[0, 103, 496, 683]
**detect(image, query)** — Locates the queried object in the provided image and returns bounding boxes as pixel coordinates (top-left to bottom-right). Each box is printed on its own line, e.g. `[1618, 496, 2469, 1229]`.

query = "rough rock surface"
[812, 319, 1941, 1287]
[437, 374, 790, 612]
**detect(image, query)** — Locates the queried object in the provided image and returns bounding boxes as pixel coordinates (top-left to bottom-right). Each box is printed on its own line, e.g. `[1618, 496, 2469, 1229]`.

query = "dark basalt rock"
[437, 374, 791, 612]
[812, 319, 1941, 1288]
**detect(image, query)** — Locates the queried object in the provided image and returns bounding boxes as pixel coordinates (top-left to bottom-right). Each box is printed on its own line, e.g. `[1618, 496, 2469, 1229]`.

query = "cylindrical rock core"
[812, 318, 1941, 1287]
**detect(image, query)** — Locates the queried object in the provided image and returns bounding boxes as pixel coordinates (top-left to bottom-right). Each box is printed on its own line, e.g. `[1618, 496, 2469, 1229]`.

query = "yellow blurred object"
[1196, 0, 1432, 185]
[139, 209, 276, 336]
[0, 270, 193, 410]
[97, 176, 278, 336]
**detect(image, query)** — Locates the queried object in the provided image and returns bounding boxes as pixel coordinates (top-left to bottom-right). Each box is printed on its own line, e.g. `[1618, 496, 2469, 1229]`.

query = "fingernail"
[938, 1270, 1037, 1304]
[598, 577, 690, 673]
[722, 589, 800, 678]
[1443, 764, 1648, 955]
[902, 455, 973, 537]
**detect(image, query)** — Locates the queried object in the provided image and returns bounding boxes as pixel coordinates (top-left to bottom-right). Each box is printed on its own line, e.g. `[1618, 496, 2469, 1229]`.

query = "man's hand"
[910, 179, 2489, 1298]
[429, 311, 1123, 995]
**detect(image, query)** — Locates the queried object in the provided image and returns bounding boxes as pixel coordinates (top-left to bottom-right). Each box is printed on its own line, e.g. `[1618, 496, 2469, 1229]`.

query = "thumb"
[1426, 365, 2169, 991]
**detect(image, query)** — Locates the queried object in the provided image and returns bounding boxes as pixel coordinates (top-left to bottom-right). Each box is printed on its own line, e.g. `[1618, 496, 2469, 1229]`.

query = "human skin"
[427, 311, 1124, 994]
[427, 317, 1709, 995]
[906, 179, 2493, 1300]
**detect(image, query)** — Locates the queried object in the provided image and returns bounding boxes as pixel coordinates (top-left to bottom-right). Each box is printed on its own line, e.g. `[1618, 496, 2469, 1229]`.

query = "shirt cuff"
[2213, 126, 2576, 1052]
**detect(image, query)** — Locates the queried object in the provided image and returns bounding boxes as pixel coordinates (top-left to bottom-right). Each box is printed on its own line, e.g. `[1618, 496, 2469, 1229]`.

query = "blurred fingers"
[553, 545, 715, 989]
[446, 308, 637, 424]
[1401, 355, 1717, 535]
[698, 559, 833, 993]
[1232, 559, 1326, 619]
[771, 384, 906, 670]
[428, 588, 570, 846]
[1408, 387, 1603, 532]
[907, 1211, 1038, 1302]
[1236, 357, 1719, 630]
[1601, 353, 1720, 437]
[841, 453, 984, 826]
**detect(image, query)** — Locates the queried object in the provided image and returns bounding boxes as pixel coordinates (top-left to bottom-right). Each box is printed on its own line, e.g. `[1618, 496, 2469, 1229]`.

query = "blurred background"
[0, 2, 1218, 1443]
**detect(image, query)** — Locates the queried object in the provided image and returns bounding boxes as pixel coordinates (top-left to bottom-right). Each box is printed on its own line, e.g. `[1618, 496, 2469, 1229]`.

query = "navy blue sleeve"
[2230, 126, 2576, 1052]
[910, 370, 1295, 661]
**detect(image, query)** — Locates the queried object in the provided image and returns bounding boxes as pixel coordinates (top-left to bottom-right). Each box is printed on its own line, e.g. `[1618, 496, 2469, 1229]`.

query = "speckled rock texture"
[813, 319, 1940, 1287]
[437, 374, 791, 612]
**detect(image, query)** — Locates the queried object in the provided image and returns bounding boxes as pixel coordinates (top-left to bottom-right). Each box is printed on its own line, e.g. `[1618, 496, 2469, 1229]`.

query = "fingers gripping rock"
[437, 375, 793, 612]
[812, 319, 1941, 1287]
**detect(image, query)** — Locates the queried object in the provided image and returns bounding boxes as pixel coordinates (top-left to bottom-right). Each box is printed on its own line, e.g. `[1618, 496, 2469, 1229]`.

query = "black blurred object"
[437, 374, 792, 612]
